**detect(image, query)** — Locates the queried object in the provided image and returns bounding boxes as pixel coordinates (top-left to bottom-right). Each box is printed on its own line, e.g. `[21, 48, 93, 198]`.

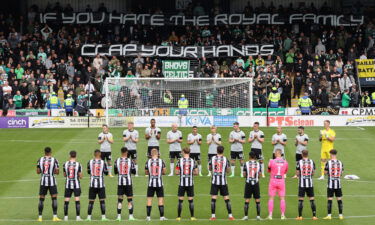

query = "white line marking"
[357, 126, 365, 130]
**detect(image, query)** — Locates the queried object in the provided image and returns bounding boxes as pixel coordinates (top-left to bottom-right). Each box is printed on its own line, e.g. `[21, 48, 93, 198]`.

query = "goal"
[103, 78, 253, 125]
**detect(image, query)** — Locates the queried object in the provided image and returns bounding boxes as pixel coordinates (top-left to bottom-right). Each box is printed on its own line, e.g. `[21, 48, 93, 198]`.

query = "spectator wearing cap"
[47, 92, 60, 109]
[298, 92, 313, 115]
[178, 94, 188, 116]
[64, 94, 74, 116]
[268, 87, 280, 108]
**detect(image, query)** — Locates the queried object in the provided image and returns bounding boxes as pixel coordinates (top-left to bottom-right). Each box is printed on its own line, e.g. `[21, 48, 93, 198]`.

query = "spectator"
[298, 92, 313, 115]
[339, 73, 353, 92]
[361, 91, 371, 107]
[330, 82, 341, 107]
[13, 90, 23, 109]
[316, 88, 329, 107]
[293, 72, 303, 98]
[315, 39, 326, 54]
[282, 78, 292, 107]
[341, 89, 351, 107]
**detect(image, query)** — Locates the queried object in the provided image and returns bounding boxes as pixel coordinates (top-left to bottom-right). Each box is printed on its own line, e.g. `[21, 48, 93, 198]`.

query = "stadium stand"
[0, 1, 375, 114]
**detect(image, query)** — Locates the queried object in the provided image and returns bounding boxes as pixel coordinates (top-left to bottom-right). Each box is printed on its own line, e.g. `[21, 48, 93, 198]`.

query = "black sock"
[117, 198, 123, 215]
[327, 200, 332, 214]
[211, 199, 216, 214]
[310, 200, 316, 217]
[64, 201, 69, 216]
[75, 201, 80, 217]
[88, 202, 94, 216]
[256, 202, 261, 216]
[38, 198, 45, 216]
[100, 200, 106, 215]
[177, 200, 183, 217]
[338, 200, 343, 214]
[225, 199, 232, 214]
[51, 197, 58, 215]
[158, 205, 164, 217]
[188, 199, 194, 217]
[244, 202, 249, 216]
[128, 199, 134, 215]
[147, 206, 152, 217]
[298, 200, 304, 217]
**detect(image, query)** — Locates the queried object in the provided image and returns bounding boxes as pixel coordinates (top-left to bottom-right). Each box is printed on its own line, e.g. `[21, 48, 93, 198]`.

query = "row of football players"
[36, 144, 343, 221]
[98, 119, 294, 180]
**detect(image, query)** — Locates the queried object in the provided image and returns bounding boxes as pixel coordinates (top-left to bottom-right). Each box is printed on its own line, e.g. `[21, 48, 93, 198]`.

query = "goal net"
[104, 78, 253, 125]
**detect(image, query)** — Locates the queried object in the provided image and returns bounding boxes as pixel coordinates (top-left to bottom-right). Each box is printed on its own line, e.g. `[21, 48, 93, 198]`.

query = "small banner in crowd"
[356, 59, 375, 87]
[311, 107, 340, 115]
[16, 109, 49, 117]
[162, 60, 190, 78]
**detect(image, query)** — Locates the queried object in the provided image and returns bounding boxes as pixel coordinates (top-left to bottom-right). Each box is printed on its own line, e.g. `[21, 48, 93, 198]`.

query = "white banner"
[267, 115, 375, 127]
[81, 44, 274, 57]
[29, 116, 132, 128]
[40, 13, 364, 26]
[27, 115, 375, 128]
[50, 109, 67, 116]
[285, 107, 301, 116]
[133, 116, 181, 127]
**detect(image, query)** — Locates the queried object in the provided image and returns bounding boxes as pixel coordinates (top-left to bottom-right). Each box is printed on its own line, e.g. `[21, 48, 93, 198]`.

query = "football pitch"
[0, 126, 375, 225]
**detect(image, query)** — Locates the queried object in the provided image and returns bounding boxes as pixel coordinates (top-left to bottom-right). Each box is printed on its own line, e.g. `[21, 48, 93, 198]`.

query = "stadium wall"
[1, 115, 375, 128]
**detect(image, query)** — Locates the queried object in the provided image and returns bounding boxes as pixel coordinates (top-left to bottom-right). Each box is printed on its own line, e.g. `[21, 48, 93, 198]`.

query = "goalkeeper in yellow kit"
[318, 120, 336, 180]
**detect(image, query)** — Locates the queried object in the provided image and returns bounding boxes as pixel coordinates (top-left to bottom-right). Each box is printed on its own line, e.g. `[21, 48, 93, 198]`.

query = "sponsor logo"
[345, 116, 375, 126]
[0, 117, 29, 128]
[213, 116, 238, 127]
[185, 116, 212, 126]
[31, 117, 65, 127]
[350, 108, 375, 116]
[268, 116, 314, 126]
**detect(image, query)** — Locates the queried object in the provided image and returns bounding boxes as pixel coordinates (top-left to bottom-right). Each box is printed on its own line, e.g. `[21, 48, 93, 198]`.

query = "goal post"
[104, 77, 253, 126]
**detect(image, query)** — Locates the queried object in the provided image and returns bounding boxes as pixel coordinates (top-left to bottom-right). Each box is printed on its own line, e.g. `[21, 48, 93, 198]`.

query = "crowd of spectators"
[0, 2, 375, 112]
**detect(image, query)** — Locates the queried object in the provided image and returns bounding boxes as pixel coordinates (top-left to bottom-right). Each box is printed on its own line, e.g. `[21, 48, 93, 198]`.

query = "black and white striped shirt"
[145, 158, 165, 187]
[63, 161, 82, 189]
[37, 156, 59, 186]
[243, 160, 261, 185]
[325, 159, 344, 189]
[296, 159, 315, 188]
[176, 157, 196, 187]
[114, 157, 136, 186]
[87, 159, 108, 188]
[209, 155, 229, 185]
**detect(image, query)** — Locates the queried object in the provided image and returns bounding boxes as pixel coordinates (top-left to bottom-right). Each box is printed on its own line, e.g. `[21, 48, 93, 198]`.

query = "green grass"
[0, 126, 375, 225]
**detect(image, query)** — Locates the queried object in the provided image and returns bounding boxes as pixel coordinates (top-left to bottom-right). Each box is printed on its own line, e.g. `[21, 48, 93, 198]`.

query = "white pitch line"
[0, 215, 375, 222]
[356, 126, 365, 130]
[1, 194, 375, 200]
